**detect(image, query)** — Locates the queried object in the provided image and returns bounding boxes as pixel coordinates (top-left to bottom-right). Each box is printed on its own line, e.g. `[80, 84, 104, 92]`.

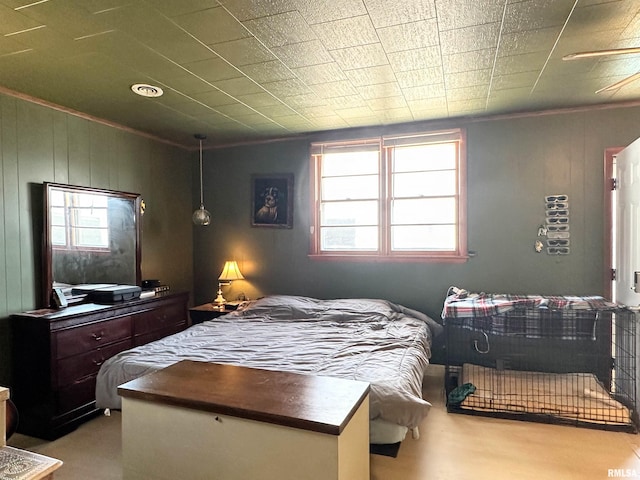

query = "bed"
[96, 295, 443, 444]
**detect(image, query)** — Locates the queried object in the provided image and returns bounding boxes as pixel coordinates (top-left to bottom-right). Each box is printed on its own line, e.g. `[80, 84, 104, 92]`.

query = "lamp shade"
[218, 260, 245, 281]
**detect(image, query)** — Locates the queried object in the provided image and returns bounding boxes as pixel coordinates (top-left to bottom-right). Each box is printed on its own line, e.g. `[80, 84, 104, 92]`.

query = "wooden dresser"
[10, 291, 189, 440]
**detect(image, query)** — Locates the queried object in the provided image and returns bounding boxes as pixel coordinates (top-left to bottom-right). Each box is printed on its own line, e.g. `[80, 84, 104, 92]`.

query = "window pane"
[74, 227, 109, 248]
[321, 226, 378, 250]
[74, 208, 108, 228]
[323, 151, 378, 176]
[51, 225, 66, 246]
[321, 201, 378, 226]
[392, 198, 456, 224]
[394, 143, 456, 172]
[393, 171, 456, 198]
[322, 175, 378, 200]
[391, 225, 456, 251]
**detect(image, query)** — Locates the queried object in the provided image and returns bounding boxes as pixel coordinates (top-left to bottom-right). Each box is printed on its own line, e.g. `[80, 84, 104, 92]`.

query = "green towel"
[448, 382, 476, 405]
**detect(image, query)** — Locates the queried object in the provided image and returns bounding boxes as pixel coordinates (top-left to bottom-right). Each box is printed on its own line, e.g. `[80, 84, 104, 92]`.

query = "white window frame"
[310, 129, 467, 263]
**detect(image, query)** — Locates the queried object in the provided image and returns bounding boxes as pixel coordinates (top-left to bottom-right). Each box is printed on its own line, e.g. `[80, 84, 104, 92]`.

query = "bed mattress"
[96, 295, 442, 439]
[460, 363, 632, 426]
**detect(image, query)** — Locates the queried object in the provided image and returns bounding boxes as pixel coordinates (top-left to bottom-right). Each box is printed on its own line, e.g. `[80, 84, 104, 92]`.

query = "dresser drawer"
[57, 338, 132, 387]
[56, 316, 132, 359]
[56, 375, 98, 414]
[134, 302, 186, 336]
[134, 323, 185, 347]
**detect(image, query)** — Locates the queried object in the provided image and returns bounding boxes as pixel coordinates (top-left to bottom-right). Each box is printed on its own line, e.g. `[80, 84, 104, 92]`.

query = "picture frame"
[251, 174, 293, 228]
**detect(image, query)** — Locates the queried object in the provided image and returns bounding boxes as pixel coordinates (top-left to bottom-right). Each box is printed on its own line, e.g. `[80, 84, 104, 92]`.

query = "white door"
[615, 137, 640, 308]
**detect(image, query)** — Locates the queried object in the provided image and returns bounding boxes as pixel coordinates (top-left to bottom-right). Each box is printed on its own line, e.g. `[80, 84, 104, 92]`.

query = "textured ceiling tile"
[365, 96, 408, 110]
[159, 73, 218, 95]
[229, 113, 278, 127]
[555, 30, 629, 59]
[311, 15, 378, 51]
[437, 0, 505, 31]
[219, 0, 296, 21]
[261, 78, 313, 97]
[358, 82, 403, 99]
[491, 71, 540, 91]
[502, 0, 575, 34]
[310, 116, 350, 129]
[377, 18, 439, 53]
[402, 83, 446, 100]
[293, 63, 347, 85]
[365, 0, 436, 28]
[240, 60, 296, 83]
[396, 67, 443, 88]
[3, 25, 77, 57]
[443, 49, 496, 74]
[446, 85, 489, 101]
[295, 105, 337, 118]
[284, 93, 328, 108]
[272, 114, 314, 130]
[447, 99, 486, 112]
[335, 105, 376, 119]
[325, 95, 367, 108]
[6, 1, 105, 39]
[235, 92, 282, 108]
[242, 11, 315, 48]
[214, 102, 260, 116]
[254, 103, 299, 117]
[440, 23, 501, 55]
[190, 89, 238, 107]
[376, 107, 413, 121]
[493, 52, 549, 75]
[182, 57, 243, 82]
[312, 80, 359, 98]
[165, 100, 222, 117]
[142, 0, 221, 18]
[344, 64, 396, 86]
[172, 6, 249, 44]
[387, 46, 441, 72]
[563, 1, 639, 37]
[499, 27, 563, 56]
[213, 76, 264, 96]
[0, 35, 30, 55]
[211, 37, 276, 66]
[330, 43, 388, 70]
[405, 97, 448, 112]
[295, 0, 368, 25]
[445, 69, 492, 89]
[271, 40, 334, 68]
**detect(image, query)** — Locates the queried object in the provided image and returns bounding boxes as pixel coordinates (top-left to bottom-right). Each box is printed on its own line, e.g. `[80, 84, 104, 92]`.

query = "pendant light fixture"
[192, 134, 211, 226]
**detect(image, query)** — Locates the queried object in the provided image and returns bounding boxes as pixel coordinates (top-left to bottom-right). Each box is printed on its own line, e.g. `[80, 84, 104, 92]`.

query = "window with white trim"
[310, 129, 467, 262]
[50, 190, 110, 251]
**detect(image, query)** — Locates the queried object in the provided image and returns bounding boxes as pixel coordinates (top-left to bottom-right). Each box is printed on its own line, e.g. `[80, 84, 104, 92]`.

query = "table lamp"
[214, 260, 244, 306]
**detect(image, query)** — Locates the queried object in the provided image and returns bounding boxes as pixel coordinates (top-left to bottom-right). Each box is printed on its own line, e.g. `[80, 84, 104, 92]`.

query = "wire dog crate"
[443, 290, 638, 432]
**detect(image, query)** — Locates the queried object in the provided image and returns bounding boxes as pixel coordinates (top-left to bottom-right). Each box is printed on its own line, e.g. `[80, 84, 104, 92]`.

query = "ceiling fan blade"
[595, 72, 640, 94]
[563, 47, 640, 60]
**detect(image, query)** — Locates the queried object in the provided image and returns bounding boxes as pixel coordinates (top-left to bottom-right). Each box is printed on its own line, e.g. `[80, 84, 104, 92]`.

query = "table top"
[118, 360, 370, 435]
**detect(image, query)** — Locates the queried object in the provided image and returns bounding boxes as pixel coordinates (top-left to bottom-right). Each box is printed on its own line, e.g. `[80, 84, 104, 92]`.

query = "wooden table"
[118, 360, 370, 480]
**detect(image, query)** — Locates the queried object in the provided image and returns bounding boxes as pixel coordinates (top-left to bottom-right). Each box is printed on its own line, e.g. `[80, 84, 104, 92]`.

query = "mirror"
[43, 182, 141, 307]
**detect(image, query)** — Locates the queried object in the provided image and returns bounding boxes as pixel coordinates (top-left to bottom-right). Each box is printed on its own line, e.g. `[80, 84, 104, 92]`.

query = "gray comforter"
[96, 295, 442, 429]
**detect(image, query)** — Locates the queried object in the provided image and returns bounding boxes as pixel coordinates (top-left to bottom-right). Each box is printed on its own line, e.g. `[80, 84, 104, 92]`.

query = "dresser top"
[118, 360, 370, 435]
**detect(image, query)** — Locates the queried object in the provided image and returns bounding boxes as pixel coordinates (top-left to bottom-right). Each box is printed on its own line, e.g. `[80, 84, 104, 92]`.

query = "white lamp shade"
[218, 260, 244, 281]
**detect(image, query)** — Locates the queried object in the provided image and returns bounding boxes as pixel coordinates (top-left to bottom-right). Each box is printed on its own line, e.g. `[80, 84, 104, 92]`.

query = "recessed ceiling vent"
[130, 83, 163, 98]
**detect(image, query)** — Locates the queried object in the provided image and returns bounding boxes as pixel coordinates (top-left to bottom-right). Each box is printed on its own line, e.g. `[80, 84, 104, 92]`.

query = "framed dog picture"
[251, 174, 293, 228]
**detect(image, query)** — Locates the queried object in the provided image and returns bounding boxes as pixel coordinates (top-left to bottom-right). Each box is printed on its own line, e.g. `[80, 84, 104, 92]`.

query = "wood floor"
[9, 365, 640, 480]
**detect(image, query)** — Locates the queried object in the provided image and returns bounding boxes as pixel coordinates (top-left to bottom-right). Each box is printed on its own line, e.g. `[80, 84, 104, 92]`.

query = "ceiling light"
[130, 83, 163, 98]
[192, 134, 211, 226]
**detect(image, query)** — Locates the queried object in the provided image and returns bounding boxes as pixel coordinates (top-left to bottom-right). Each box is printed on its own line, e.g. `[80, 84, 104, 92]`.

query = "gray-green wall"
[0, 93, 194, 386]
[194, 106, 640, 349]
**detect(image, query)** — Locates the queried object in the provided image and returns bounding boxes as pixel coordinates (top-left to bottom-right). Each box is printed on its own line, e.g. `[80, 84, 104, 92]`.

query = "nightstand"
[189, 303, 235, 325]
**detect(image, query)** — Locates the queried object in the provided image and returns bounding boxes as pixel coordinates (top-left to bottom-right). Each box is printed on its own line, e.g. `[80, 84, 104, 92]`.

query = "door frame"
[603, 146, 624, 301]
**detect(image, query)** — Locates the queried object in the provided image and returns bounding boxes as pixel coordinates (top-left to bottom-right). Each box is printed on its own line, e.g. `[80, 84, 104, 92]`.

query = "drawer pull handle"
[92, 333, 103, 341]
[93, 359, 104, 367]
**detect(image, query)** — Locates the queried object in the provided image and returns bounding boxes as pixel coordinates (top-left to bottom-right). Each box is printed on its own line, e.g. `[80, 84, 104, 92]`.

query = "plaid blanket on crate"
[441, 287, 620, 340]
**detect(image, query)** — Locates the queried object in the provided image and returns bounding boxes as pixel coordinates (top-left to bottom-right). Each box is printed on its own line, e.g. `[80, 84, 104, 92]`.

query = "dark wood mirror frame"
[42, 182, 142, 308]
